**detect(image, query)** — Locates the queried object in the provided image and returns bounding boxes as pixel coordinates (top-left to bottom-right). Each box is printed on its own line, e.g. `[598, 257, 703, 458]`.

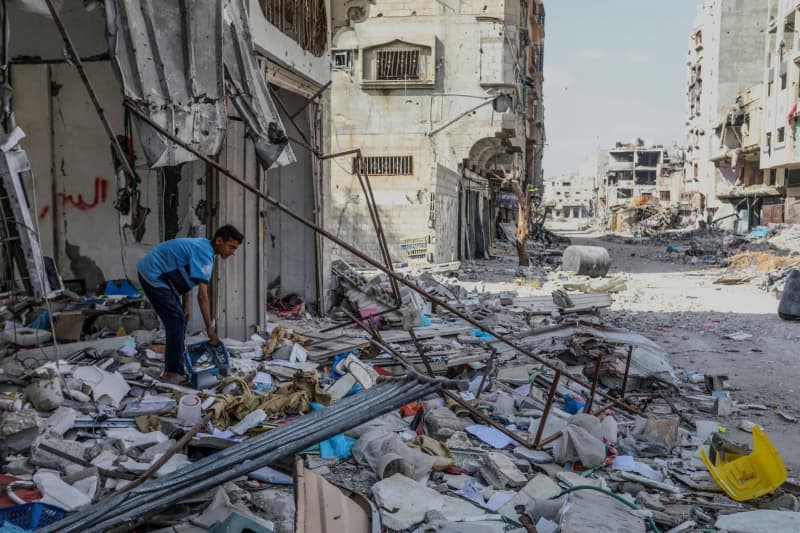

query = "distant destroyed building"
[543, 174, 595, 220]
[601, 140, 684, 211]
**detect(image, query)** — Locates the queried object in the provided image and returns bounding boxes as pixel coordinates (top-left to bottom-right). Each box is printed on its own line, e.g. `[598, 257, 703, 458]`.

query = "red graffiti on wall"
[38, 177, 109, 220]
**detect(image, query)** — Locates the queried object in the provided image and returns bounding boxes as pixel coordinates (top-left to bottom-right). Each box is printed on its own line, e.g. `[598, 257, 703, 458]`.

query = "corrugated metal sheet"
[107, 0, 294, 168]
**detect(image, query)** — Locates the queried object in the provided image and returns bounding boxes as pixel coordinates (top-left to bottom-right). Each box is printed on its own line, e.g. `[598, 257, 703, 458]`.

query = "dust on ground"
[453, 221, 800, 470]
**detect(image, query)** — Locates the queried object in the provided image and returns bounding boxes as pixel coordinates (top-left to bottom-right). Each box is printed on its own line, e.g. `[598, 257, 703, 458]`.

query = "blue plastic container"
[183, 340, 230, 389]
[0, 503, 65, 531]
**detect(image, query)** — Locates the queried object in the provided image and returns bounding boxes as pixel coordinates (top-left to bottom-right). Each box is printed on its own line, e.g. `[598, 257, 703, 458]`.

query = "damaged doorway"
[265, 85, 321, 313]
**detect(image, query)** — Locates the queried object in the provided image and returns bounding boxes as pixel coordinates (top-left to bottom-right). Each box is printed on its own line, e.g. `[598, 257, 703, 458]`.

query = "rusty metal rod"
[621, 345, 633, 396]
[43, 0, 136, 183]
[123, 101, 641, 417]
[585, 351, 604, 413]
[534, 370, 560, 449]
[343, 309, 530, 448]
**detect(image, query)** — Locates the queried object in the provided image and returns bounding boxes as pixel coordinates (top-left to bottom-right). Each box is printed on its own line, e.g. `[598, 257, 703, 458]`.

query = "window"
[778, 127, 785, 143]
[562, 181, 571, 187]
[788, 168, 800, 188]
[770, 168, 777, 185]
[376, 49, 420, 80]
[353, 155, 414, 176]
[781, 73, 788, 91]
[333, 50, 352, 70]
[766, 132, 773, 153]
[617, 188, 633, 199]
[262, 0, 328, 57]
[768, 81, 774, 96]
[659, 191, 671, 201]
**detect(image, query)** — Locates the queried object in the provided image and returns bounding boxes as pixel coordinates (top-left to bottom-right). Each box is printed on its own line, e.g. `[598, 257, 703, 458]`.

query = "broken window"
[617, 188, 633, 199]
[376, 49, 420, 81]
[354, 156, 414, 176]
[778, 127, 786, 143]
[781, 73, 788, 91]
[333, 50, 352, 70]
[635, 170, 657, 185]
[261, 0, 328, 57]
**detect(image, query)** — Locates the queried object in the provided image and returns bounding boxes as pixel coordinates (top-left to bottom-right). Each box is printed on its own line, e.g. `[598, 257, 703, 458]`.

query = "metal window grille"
[376, 49, 420, 80]
[262, 0, 328, 57]
[353, 156, 414, 176]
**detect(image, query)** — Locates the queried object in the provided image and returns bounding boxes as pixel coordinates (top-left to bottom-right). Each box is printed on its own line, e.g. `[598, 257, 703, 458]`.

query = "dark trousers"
[139, 273, 186, 374]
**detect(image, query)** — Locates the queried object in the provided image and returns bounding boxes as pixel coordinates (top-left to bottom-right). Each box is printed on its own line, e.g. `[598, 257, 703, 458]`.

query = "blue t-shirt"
[138, 238, 215, 293]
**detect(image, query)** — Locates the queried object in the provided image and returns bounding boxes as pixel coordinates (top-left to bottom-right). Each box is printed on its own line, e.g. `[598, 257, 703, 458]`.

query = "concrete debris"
[372, 474, 490, 530]
[560, 489, 646, 533]
[714, 510, 800, 532]
[479, 452, 527, 489]
[1, 198, 797, 533]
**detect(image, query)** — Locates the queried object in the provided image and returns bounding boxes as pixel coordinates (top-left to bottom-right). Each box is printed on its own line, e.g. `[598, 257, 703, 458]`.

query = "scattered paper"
[466, 424, 514, 449]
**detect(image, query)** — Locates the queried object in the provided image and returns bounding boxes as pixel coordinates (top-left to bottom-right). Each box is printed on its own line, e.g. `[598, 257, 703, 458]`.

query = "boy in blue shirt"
[138, 225, 244, 384]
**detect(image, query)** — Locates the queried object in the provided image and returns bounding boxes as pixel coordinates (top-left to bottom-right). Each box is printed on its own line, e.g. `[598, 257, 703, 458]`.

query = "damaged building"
[759, 0, 800, 224]
[602, 141, 681, 208]
[0, 0, 334, 338]
[327, 0, 545, 264]
[684, 0, 768, 216]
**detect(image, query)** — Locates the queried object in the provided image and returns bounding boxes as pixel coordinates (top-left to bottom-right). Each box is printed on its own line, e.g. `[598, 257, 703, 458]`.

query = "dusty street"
[457, 224, 800, 471]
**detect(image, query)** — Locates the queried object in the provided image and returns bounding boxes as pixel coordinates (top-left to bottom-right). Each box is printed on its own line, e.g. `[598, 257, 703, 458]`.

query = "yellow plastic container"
[700, 425, 788, 501]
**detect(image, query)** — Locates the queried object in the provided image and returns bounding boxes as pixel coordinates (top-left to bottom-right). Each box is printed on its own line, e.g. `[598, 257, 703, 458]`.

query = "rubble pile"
[2, 256, 798, 532]
[609, 199, 681, 237]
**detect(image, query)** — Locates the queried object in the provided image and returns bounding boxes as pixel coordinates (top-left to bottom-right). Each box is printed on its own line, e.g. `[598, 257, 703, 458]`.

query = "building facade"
[327, 0, 545, 265]
[4, 0, 335, 338]
[685, 0, 768, 212]
[542, 174, 595, 219]
[760, 0, 800, 224]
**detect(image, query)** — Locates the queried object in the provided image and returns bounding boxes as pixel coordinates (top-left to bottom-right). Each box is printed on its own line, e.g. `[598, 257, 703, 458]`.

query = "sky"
[543, 0, 700, 177]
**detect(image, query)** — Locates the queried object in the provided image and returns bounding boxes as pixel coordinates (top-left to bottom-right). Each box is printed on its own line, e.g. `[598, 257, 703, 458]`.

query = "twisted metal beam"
[43, 372, 460, 532]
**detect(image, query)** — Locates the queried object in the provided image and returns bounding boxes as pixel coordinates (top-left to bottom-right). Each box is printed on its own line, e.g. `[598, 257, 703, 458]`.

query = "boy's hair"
[213, 225, 244, 243]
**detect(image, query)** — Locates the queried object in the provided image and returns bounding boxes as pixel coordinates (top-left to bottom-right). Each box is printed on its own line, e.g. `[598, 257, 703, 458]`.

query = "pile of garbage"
[1, 254, 798, 532]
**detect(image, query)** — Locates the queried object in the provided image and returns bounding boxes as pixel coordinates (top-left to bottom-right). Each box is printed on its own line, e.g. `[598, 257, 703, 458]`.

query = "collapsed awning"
[105, 0, 294, 169]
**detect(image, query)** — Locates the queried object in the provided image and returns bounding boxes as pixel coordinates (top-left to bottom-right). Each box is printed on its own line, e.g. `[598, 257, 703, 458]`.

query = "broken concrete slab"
[43, 406, 78, 436]
[497, 473, 561, 523]
[372, 474, 491, 531]
[24, 376, 64, 411]
[34, 470, 92, 511]
[479, 452, 527, 489]
[714, 510, 800, 532]
[426, 407, 469, 440]
[74, 365, 131, 408]
[560, 489, 646, 533]
[513, 445, 554, 464]
[0, 408, 42, 453]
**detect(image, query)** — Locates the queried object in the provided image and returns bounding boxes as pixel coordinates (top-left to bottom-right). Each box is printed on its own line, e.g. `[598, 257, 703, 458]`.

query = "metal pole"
[621, 345, 633, 397]
[42, 0, 137, 183]
[123, 101, 641, 417]
[534, 370, 560, 449]
[585, 351, 604, 413]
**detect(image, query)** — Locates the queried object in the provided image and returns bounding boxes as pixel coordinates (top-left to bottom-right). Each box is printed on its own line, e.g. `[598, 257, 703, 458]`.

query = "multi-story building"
[542, 173, 595, 219]
[604, 141, 663, 206]
[760, 0, 800, 224]
[685, 0, 768, 213]
[710, 83, 782, 229]
[327, 0, 545, 264]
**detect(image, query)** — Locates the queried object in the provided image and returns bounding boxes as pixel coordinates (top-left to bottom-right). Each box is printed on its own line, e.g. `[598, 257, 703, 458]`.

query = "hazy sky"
[543, 1, 699, 177]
